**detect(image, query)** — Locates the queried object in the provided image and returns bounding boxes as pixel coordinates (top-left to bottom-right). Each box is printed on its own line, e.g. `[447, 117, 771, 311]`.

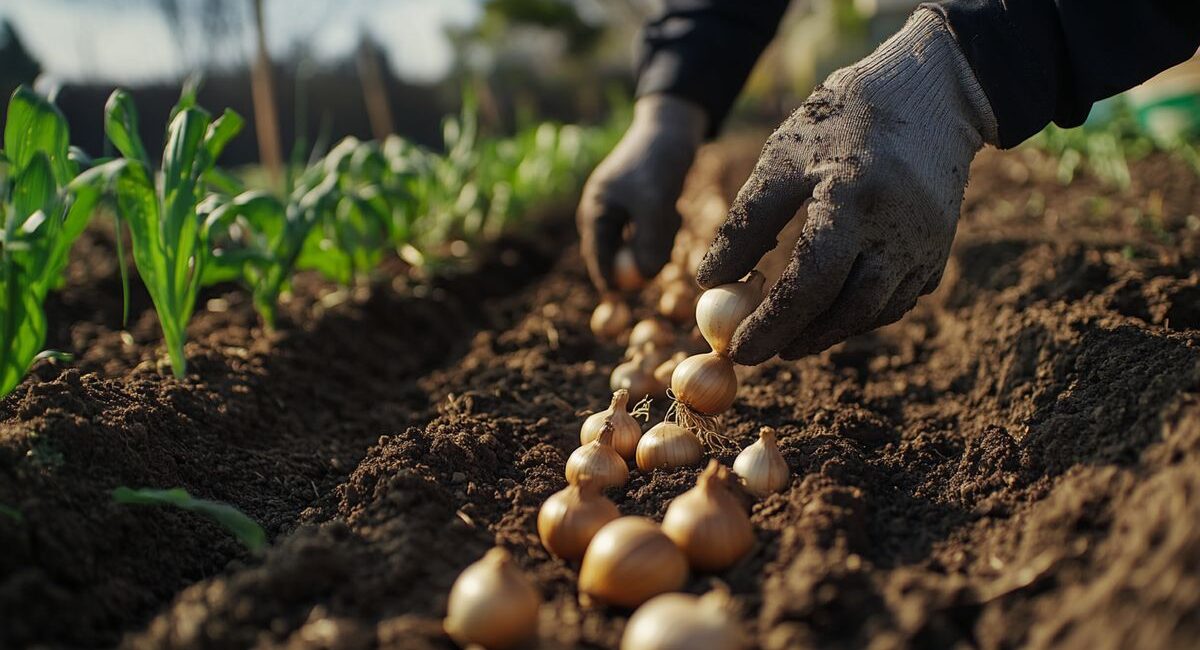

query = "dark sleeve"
[635, 0, 791, 137]
[923, 0, 1200, 148]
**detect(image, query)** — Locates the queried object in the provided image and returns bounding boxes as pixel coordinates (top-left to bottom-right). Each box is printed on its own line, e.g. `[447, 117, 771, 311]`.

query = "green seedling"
[98, 88, 243, 378]
[204, 169, 339, 329]
[295, 137, 393, 284]
[112, 486, 266, 551]
[0, 86, 105, 398]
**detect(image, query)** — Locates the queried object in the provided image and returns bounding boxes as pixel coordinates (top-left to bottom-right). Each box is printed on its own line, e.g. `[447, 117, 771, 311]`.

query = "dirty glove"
[696, 9, 998, 364]
[578, 94, 708, 291]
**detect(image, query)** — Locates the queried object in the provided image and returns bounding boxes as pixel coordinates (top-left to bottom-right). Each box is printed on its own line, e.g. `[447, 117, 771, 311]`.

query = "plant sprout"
[99, 88, 243, 378]
[0, 87, 104, 398]
[112, 486, 265, 551]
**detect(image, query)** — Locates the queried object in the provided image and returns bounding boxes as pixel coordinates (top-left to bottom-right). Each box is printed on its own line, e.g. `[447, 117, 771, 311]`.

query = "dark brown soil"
[4, 143, 1200, 650]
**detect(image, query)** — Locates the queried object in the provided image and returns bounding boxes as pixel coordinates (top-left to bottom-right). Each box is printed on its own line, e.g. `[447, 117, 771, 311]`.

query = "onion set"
[620, 589, 745, 650]
[538, 477, 621, 561]
[444, 547, 541, 649]
[661, 460, 754, 571]
[580, 389, 644, 460]
[579, 516, 688, 608]
[635, 421, 703, 471]
[733, 427, 790, 497]
[591, 295, 631, 341]
[694, 271, 765, 356]
[611, 351, 660, 401]
[566, 423, 629, 489]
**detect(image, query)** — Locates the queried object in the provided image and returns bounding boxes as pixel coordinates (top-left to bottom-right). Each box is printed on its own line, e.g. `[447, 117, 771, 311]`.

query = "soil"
[3, 141, 1200, 650]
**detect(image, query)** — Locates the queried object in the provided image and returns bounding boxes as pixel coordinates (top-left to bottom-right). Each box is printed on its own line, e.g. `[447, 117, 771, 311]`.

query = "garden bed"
[3, 143, 1200, 649]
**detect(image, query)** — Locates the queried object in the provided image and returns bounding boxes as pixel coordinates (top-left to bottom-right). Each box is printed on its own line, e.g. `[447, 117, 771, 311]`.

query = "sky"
[0, 0, 481, 84]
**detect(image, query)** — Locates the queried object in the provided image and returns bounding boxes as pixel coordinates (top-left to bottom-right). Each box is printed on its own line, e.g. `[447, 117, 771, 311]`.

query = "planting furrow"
[125, 150, 1200, 649]
[0, 225, 568, 648]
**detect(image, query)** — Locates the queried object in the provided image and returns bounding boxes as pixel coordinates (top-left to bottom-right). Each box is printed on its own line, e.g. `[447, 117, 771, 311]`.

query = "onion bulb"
[611, 352, 659, 401]
[592, 295, 631, 341]
[614, 247, 646, 292]
[632, 342, 673, 374]
[579, 516, 688, 608]
[732, 427, 790, 497]
[670, 352, 738, 415]
[629, 318, 675, 350]
[538, 477, 621, 561]
[659, 262, 686, 285]
[653, 352, 688, 394]
[658, 286, 697, 325]
[444, 547, 541, 649]
[566, 423, 629, 489]
[580, 389, 643, 460]
[620, 590, 745, 650]
[695, 271, 765, 355]
[661, 460, 755, 571]
[636, 421, 703, 471]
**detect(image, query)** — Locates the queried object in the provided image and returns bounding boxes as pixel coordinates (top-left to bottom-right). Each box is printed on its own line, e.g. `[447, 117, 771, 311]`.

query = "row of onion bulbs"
[444, 252, 791, 649]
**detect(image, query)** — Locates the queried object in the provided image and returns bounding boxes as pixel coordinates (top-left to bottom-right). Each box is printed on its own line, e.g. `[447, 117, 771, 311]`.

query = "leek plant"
[99, 88, 243, 378]
[0, 87, 104, 398]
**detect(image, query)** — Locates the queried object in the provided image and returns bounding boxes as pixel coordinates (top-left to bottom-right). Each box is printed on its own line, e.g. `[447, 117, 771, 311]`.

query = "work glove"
[578, 94, 708, 291]
[696, 9, 999, 364]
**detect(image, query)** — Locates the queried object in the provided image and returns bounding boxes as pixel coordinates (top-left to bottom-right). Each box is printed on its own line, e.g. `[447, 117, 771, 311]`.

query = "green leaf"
[4, 86, 71, 183]
[103, 90, 151, 167]
[203, 109, 244, 163]
[112, 486, 266, 552]
[11, 152, 56, 222]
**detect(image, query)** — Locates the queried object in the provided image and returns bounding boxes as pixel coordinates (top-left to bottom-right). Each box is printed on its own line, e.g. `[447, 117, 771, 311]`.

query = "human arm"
[578, 0, 791, 290]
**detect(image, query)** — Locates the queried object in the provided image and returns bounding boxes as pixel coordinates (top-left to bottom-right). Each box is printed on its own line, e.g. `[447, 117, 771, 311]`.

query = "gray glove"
[696, 9, 998, 364]
[578, 94, 708, 291]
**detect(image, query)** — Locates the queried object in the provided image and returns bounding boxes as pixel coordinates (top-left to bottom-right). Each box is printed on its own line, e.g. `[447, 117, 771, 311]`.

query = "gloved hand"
[578, 94, 708, 291]
[696, 9, 998, 364]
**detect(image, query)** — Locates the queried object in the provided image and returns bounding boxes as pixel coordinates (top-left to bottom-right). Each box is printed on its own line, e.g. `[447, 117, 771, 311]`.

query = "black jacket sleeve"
[925, 0, 1200, 148]
[635, 0, 791, 137]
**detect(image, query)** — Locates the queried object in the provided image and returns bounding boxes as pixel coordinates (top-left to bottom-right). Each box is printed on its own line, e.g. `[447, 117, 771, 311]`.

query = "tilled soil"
[3, 144, 1200, 649]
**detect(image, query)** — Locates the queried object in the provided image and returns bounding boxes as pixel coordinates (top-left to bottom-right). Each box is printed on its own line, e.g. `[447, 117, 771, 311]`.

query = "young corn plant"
[100, 89, 243, 378]
[203, 166, 339, 329]
[0, 87, 104, 398]
[292, 137, 393, 285]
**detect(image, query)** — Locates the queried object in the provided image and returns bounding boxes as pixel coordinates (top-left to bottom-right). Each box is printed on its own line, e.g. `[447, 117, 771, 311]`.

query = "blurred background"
[1, 0, 1197, 173]
[0, 0, 923, 167]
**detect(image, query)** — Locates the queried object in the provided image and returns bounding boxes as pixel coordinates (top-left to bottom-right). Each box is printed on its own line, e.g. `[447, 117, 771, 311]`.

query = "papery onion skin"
[732, 427, 790, 497]
[611, 354, 659, 402]
[694, 271, 764, 355]
[566, 426, 629, 489]
[658, 286, 696, 325]
[620, 591, 745, 650]
[579, 516, 688, 608]
[581, 390, 643, 460]
[636, 422, 703, 471]
[670, 352, 738, 415]
[538, 479, 621, 561]
[444, 547, 541, 650]
[592, 296, 632, 341]
[661, 461, 755, 572]
[629, 318, 675, 350]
